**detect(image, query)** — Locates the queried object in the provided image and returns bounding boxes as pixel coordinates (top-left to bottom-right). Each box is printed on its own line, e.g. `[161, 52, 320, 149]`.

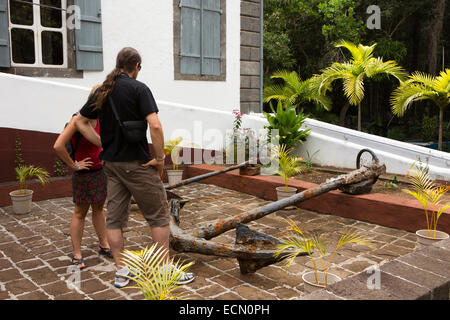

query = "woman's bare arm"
[53, 117, 93, 170]
[73, 114, 102, 147]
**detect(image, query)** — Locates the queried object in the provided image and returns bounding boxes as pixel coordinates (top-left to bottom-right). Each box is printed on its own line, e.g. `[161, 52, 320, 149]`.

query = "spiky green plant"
[263, 100, 311, 151]
[276, 144, 306, 191]
[391, 69, 450, 151]
[120, 244, 194, 300]
[275, 218, 373, 286]
[403, 163, 450, 238]
[319, 40, 407, 131]
[15, 165, 50, 195]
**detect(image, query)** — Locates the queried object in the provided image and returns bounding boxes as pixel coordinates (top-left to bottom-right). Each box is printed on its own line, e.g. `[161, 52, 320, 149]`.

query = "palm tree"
[391, 69, 450, 151]
[263, 70, 333, 112]
[318, 40, 407, 131]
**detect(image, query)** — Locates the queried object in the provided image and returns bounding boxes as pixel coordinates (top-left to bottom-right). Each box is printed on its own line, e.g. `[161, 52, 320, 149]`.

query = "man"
[75, 47, 195, 288]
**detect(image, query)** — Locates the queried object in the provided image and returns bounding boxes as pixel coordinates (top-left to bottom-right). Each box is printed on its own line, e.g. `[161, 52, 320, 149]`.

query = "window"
[8, 0, 67, 68]
[174, 0, 226, 81]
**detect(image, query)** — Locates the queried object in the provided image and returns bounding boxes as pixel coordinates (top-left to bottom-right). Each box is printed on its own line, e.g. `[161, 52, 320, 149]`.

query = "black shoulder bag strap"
[108, 95, 124, 127]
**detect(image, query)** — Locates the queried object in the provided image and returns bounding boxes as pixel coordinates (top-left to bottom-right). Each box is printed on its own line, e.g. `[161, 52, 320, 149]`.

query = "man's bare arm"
[141, 112, 165, 177]
[73, 114, 102, 147]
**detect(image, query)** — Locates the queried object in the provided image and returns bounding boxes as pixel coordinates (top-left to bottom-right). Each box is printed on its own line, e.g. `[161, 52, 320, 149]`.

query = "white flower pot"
[276, 186, 297, 209]
[276, 186, 297, 200]
[9, 189, 34, 215]
[167, 170, 184, 185]
[302, 271, 342, 294]
[416, 229, 449, 246]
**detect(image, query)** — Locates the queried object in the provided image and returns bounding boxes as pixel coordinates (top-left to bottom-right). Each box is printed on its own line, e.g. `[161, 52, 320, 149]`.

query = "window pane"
[9, 0, 34, 26]
[40, 0, 62, 28]
[11, 28, 35, 64]
[41, 31, 63, 65]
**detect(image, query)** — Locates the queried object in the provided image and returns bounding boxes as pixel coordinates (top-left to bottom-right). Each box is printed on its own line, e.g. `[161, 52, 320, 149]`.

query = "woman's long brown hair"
[93, 47, 142, 109]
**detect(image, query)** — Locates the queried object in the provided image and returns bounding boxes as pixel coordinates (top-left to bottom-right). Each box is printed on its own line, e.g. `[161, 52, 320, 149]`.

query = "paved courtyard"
[0, 183, 419, 300]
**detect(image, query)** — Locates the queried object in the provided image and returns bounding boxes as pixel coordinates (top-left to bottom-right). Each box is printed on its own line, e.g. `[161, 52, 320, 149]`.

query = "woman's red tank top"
[72, 120, 103, 171]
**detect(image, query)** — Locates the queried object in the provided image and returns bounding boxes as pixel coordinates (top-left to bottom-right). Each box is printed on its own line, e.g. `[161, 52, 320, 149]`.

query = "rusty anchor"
[164, 149, 386, 274]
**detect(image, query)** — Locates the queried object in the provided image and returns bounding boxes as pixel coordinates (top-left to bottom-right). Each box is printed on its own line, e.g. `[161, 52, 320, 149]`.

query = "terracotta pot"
[302, 271, 342, 294]
[416, 229, 449, 246]
[167, 170, 184, 185]
[239, 166, 261, 176]
[9, 189, 33, 215]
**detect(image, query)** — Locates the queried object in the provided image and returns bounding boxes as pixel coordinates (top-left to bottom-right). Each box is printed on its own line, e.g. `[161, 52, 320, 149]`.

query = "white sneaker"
[161, 264, 195, 285]
[114, 268, 136, 288]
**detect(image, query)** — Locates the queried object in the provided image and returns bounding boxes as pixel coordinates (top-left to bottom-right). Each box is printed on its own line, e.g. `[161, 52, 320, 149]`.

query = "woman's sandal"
[99, 246, 113, 259]
[72, 257, 86, 270]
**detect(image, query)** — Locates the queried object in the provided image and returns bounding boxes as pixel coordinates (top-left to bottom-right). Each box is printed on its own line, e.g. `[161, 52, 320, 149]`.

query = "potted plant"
[164, 137, 185, 184]
[275, 144, 305, 202]
[403, 163, 450, 245]
[275, 218, 373, 293]
[223, 109, 261, 175]
[9, 165, 50, 215]
[121, 243, 194, 300]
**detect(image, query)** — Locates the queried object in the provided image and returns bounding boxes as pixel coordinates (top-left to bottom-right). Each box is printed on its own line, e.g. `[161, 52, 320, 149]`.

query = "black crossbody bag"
[108, 95, 147, 144]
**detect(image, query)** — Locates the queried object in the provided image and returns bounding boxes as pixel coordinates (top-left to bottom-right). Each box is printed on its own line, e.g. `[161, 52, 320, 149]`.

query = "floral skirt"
[72, 168, 107, 206]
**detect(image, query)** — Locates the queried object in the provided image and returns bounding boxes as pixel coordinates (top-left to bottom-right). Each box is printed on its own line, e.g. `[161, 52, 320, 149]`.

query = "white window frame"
[8, 0, 67, 68]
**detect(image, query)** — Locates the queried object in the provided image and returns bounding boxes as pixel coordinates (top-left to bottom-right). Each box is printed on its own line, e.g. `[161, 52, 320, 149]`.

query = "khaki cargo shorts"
[103, 161, 169, 229]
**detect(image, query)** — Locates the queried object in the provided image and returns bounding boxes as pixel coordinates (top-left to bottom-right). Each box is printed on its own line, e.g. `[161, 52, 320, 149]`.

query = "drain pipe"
[259, 0, 264, 113]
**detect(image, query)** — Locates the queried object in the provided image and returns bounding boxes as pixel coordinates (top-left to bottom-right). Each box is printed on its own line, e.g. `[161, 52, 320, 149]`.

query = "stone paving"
[0, 183, 420, 300]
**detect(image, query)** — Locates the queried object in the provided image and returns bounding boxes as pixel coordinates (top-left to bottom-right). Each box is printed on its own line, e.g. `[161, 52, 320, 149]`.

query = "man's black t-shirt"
[80, 73, 158, 162]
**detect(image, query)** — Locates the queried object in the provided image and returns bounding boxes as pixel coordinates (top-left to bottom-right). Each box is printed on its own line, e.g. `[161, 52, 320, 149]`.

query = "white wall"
[0, 72, 238, 150]
[242, 114, 450, 181]
[48, 0, 241, 113]
[1, 72, 449, 181]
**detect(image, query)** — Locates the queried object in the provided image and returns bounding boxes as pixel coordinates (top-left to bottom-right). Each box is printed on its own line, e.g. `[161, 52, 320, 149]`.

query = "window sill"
[0, 67, 83, 78]
[174, 73, 226, 82]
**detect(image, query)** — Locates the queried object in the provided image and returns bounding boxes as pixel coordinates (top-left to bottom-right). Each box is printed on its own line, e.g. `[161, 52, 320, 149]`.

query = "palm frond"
[335, 40, 363, 62]
[390, 83, 429, 116]
[121, 245, 194, 300]
[336, 229, 374, 250]
[342, 72, 365, 106]
[434, 68, 450, 92]
[366, 58, 407, 82]
[410, 71, 438, 89]
[263, 84, 296, 103]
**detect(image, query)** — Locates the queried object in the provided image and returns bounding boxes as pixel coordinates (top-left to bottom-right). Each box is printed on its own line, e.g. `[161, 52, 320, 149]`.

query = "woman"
[54, 85, 112, 269]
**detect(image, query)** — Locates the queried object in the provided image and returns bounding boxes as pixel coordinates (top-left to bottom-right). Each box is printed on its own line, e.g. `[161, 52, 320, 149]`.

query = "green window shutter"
[0, 0, 10, 68]
[180, 0, 221, 76]
[74, 0, 103, 71]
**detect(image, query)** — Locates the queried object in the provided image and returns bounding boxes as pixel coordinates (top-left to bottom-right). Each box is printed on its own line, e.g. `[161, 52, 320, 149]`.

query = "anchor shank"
[191, 163, 386, 240]
[165, 161, 250, 190]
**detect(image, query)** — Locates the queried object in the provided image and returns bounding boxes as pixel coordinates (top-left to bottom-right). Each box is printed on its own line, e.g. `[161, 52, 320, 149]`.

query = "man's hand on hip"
[142, 159, 164, 178]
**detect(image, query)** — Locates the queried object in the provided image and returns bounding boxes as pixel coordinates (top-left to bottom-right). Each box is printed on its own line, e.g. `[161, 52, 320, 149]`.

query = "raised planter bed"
[185, 164, 450, 235]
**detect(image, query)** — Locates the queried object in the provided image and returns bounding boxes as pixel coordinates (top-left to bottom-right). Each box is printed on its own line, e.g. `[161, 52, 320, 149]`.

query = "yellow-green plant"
[121, 244, 194, 300]
[164, 137, 198, 170]
[403, 163, 450, 238]
[276, 144, 306, 191]
[15, 165, 50, 195]
[164, 137, 183, 170]
[275, 218, 373, 286]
